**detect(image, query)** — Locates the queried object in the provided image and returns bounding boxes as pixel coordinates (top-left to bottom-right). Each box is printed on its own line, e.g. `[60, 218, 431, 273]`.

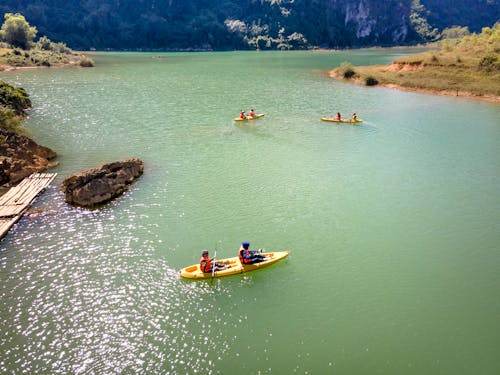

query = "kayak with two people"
[321, 112, 363, 124]
[234, 108, 265, 122]
[179, 241, 290, 279]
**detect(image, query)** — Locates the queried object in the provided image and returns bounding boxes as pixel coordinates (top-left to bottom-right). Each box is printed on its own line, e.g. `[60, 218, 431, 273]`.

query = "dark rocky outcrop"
[0, 129, 58, 187]
[61, 159, 144, 207]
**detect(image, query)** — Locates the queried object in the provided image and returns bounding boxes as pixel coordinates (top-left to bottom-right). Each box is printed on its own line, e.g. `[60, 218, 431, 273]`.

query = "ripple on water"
[0, 194, 238, 374]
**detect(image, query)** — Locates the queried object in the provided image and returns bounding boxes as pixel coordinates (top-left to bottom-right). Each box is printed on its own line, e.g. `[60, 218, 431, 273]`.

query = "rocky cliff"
[326, 0, 414, 45]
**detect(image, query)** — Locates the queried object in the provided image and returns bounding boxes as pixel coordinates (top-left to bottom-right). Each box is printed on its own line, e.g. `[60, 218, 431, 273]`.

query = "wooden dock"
[0, 173, 57, 240]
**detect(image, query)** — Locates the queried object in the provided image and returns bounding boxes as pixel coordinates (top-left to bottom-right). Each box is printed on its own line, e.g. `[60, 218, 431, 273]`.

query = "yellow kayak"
[234, 114, 265, 122]
[179, 250, 290, 279]
[321, 117, 363, 123]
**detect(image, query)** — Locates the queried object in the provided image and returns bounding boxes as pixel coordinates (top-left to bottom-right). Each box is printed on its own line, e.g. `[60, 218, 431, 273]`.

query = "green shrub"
[441, 26, 470, 40]
[35, 36, 71, 54]
[343, 69, 356, 79]
[79, 56, 94, 67]
[365, 76, 379, 86]
[37, 35, 51, 50]
[5, 53, 26, 66]
[338, 62, 357, 79]
[0, 81, 31, 115]
[54, 42, 71, 54]
[0, 106, 24, 132]
[478, 53, 500, 72]
[0, 80, 31, 133]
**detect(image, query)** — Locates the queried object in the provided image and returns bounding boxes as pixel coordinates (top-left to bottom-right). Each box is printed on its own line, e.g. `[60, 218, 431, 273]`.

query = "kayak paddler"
[200, 250, 226, 273]
[238, 242, 266, 264]
[335, 112, 341, 121]
[248, 108, 255, 118]
[239, 110, 246, 119]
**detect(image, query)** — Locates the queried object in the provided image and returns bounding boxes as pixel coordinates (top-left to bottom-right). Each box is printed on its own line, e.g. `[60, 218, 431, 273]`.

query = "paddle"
[211, 240, 221, 281]
[211, 249, 217, 279]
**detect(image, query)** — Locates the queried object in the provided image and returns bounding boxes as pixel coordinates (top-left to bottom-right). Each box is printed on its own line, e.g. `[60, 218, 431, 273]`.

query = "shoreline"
[328, 69, 500, 104]
[0, 60, 85, 72]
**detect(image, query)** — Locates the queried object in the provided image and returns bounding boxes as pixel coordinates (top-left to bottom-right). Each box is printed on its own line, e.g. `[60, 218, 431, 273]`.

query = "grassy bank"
[332, 25, 500, 101]
[0, 46, 93, 70]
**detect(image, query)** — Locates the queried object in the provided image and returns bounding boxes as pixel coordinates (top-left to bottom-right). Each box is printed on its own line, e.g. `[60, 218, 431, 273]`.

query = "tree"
[0, 13, 37, 49]
[410, 0, 439, 42]
[441, 26, 470, 40]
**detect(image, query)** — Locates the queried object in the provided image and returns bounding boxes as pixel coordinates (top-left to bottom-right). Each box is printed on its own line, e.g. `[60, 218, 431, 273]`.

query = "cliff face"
[0, 0, 498, 49]
[328, 0, 413, 44]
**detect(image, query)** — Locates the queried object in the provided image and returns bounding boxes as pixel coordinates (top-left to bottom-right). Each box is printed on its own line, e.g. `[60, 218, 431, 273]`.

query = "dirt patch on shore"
[383, 63, 424, 72]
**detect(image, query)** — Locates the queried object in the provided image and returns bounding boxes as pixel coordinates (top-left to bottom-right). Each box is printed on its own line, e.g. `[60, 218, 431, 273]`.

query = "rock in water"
[61, 159, 144, 207]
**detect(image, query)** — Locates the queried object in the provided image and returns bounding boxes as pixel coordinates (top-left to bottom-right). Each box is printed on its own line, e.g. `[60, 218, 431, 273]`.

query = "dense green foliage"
[0, 13, 37, 49]
[0, 33, 88, 67]
[437, 23, 500, 61]
[441, 26, 471, 39]
[0, 80, 31, 132]
[410, 0, 440, 41]
[0, 80, 31, 115]
[422, 0, 499, 33]
[0, 14, 94, 68]
[2, 47, 67, 67]
[337, 62, 357, 79]
[0, 0, 498, 50]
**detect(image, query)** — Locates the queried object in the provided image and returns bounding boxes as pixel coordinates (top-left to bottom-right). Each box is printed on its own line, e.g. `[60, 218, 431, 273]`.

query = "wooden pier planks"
[0, 173, 57, 239]
[0, 216, 22, 239]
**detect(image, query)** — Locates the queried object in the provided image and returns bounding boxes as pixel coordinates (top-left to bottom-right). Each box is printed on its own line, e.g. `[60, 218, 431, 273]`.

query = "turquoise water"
[1, 50, 499, 374]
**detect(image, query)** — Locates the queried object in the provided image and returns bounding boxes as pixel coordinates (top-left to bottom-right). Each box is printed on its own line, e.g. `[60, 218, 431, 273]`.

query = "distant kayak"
[321, 117, 363, 123]
[179, 250, 290, 279]
[234, 114, 265, 122]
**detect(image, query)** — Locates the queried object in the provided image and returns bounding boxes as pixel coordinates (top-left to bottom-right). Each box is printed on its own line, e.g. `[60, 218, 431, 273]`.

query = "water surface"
[1, 50, 499, 374]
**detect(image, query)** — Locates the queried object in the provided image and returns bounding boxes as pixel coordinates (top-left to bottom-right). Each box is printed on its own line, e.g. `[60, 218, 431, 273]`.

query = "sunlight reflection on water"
[1, 51, 499, 374]
[1, 189, 239, 374]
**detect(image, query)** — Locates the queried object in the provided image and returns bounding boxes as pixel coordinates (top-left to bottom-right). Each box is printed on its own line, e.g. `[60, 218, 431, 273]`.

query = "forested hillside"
[0, 0, 498, 50]
[423, 0, 498, 32]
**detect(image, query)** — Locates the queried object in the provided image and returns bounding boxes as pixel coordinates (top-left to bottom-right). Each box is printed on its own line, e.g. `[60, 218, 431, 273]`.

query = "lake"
[1, 50, 499, 374]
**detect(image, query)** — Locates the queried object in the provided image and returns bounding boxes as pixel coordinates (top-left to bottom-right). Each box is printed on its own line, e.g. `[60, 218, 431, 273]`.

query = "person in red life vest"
[239, 110, 246, 119]
[248, 108, 255, 118]
[238, 242, 266, 264]
[199, 250, 226, 273]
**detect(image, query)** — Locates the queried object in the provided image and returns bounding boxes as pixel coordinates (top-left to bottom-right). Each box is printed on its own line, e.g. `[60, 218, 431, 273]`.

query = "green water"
[1, 50, 499, 374]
